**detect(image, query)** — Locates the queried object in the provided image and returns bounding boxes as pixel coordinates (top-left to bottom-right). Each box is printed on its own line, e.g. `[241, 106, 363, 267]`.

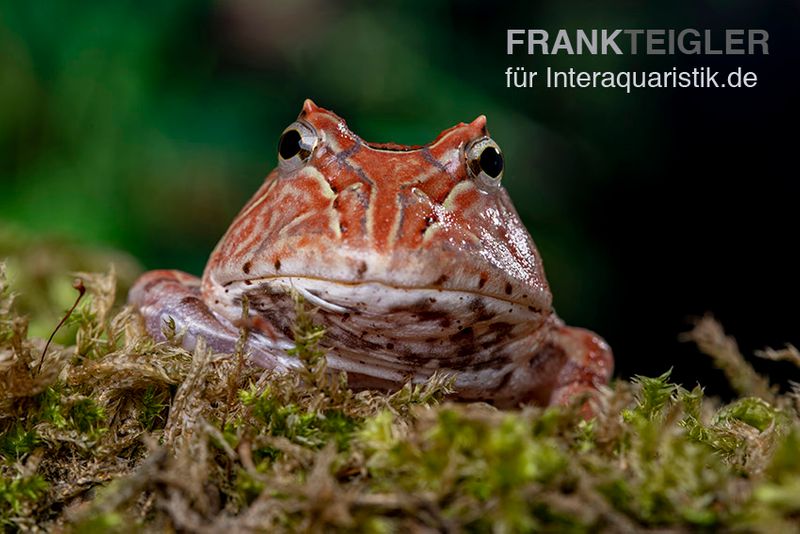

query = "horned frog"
[129, 100, 612, 408]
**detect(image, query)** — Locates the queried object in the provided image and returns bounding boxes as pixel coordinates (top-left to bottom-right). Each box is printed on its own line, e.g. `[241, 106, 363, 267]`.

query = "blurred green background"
[0, 0, 620, 315]
[1, 0, 797, 388]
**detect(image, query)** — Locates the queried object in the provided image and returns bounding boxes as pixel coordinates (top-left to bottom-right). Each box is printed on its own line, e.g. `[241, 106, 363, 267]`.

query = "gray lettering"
[726, 30, 745, 55]
[704, 29, 722, 55]
[602, 29, 623, 54]
[749, 30, 769, 55]
[624, 29, 644, 55]
[678, 29, 701, 54]
[551, 29, 575, 54]
[647, 29, 666, 55]
[528, 29, 549, 54]
[576, 29, 598, 54]
[507, 29, 526, 54]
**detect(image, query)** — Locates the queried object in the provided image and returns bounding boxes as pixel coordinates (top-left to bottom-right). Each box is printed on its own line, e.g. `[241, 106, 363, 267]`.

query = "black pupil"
[479, 147, 503, 178]
[279, 129, 302, 159]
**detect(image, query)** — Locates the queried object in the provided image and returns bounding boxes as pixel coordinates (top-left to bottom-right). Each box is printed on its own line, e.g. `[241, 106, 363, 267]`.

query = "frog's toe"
[129, 270, 288, 370]
[129, 270, 201, 333]
[129, 269, 222, 347]
[546, 325, 614, 413]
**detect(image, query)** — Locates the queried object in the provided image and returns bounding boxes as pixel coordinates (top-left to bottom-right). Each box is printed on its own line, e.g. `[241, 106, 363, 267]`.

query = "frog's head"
[202, 100, 552, 333]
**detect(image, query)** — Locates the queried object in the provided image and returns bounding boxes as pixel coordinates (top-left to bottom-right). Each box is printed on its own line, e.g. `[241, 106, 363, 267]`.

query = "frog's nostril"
[421, 214, 438, 234]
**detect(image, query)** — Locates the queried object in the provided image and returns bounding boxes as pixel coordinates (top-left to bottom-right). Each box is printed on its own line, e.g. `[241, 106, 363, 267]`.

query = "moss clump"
[0, 260, 799, 532]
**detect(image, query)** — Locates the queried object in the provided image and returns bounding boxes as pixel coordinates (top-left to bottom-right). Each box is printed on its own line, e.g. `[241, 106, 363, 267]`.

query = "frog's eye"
[278, 121, 318, 169]
[465, 137, 504, 186]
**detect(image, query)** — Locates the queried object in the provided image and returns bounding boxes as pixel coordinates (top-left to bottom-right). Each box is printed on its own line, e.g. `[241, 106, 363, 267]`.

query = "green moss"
[0, 472, 49, 527]
[242, 389, 358, 450]
[0, 425, 39, 460]
[714, 397, 782, 432]
[0, 259, 799, 531]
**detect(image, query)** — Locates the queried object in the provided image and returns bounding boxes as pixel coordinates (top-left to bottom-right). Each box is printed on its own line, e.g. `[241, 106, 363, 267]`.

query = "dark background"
[1, 0, 798, 395]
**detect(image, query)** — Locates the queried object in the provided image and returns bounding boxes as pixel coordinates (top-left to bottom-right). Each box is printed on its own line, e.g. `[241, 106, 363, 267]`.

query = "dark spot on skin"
[386, 342, 394, 350]
[333, 197, 340, 209]
[429, 297, 437, 303]
[244, 280, 252, 286]
[242, 261, 251, 274]
[274, 259, 281, 271]
[180, 296, 202, 306]
[478, 273, 488, 289]
[342, 313, 351, 322]
[358, 360, 366, 365]
[324, 328, 383, 352]
[424, 337, 438, 343]
[433, 274, 448, 286]
[356, 261, 367, 278]
[457, 344, 476, 358]
[391, 299, 431, 314]
[450, 327, 474, 344]
[417, 310, 450, 322]
[505, 282, 513, 295]
[330, 184, 339, 194]
[491, 322, 514, 340]
[214, 300, 219, 304]
[528, 305, 537, 312]
[468, 298, 495, 322]
[439, 317, 452, 328]
[224, 289, 229, 294]
[490, 370, 514, 393]
[340, 222, 348, 234]
[530, 342, 567, 368]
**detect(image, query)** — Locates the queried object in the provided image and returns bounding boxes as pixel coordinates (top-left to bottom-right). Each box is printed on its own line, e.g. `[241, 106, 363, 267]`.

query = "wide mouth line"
[221, 274, 541, 310]
[363, 141, 425, 152]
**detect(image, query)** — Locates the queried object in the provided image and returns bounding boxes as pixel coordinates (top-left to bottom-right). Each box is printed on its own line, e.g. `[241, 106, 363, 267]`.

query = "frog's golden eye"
[466, 137, 504, 186]
[278, 121, 318, 169]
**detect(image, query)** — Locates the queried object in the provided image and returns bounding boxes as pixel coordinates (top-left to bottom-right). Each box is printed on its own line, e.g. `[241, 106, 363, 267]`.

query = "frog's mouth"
[215, 275, 549, 386]
[217, 274, 544, 318]
[363, 141, 424, 152]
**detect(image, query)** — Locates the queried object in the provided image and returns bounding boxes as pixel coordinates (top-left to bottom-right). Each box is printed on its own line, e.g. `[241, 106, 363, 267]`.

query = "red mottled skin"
[129, 100, 613, 409]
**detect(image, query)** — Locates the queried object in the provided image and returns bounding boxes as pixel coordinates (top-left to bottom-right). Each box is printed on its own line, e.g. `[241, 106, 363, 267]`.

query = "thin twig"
[37, 278, 85, 375]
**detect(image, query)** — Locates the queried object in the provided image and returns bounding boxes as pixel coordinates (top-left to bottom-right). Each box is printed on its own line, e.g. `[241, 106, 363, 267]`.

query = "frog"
[129, 99, 613, 409]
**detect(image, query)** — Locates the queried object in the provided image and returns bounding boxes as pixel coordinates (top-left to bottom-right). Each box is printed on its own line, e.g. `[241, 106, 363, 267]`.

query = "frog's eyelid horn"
[302, 98, 320, 116]
[470, 115, 488, 134]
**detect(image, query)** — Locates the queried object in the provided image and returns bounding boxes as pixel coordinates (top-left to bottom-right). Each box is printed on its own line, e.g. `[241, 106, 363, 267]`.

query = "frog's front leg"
[543, 324, 614, 409]
[128, 270, 287, 370]
[490, 319, 613, 410]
